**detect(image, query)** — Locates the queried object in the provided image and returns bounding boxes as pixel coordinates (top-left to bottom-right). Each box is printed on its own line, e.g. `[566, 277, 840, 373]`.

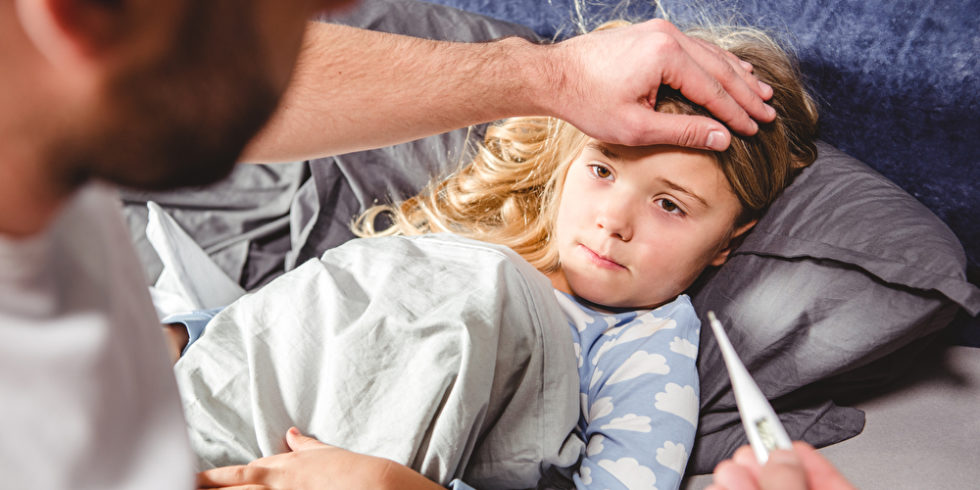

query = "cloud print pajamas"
[553, 292, 700, 490]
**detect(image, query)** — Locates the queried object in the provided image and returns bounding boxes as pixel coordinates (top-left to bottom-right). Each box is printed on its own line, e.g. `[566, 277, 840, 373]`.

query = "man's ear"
[16, 0, 126, 69]
[710, 219, 758, 266]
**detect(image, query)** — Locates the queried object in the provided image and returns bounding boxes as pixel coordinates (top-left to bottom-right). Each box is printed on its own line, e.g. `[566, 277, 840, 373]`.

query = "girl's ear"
[710, 219, 758, 266]
[16, 0, 127, 69]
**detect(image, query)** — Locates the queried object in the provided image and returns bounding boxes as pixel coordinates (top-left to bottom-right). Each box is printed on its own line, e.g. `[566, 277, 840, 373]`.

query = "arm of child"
[574, 304, 701, 490]
[196, 427, 445, 490]
[160, 307, 223, 363]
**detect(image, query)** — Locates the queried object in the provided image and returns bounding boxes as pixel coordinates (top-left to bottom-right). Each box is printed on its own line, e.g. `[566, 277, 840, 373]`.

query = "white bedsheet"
[174, 234, 583, 488]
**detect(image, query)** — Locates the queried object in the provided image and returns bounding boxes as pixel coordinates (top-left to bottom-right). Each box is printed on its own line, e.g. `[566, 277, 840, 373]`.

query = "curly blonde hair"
[354, 23, 818, 274]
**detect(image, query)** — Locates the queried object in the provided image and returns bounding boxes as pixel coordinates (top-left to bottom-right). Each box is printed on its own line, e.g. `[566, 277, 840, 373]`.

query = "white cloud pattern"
[656, 441, 688, 474]
[600, 413, 652, 432]
[669, 337, 697, 359]
[606, 351, 669, 385]
[654, 383, 698, 426]
[598, 458, 658, 490]
[589, 396, 614, 422]
[593, 316, 676, 365]
[587, 434, 606, 456]
[590, 369, 603, 389]
[555, 293, 596, 332]
[580, 465, 593, 485]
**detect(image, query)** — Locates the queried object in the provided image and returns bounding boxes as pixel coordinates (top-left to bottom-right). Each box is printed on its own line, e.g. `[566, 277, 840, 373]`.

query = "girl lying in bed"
[171, 22, 817, 490]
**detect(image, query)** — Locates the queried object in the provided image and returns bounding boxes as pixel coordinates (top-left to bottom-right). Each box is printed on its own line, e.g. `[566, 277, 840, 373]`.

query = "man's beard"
[49, 2, 288, 193]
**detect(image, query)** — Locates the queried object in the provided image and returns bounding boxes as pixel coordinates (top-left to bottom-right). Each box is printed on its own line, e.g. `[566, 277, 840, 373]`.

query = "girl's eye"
[589, 164, 613, 180]
[657, 198, 685, 215]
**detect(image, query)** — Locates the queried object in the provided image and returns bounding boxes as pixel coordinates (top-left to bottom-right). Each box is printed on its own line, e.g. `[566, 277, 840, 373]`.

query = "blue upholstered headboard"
[426, 0, 980, 341]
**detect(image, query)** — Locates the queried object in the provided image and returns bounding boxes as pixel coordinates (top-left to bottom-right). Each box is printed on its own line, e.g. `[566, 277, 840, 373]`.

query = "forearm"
[242, 22, 558, 163]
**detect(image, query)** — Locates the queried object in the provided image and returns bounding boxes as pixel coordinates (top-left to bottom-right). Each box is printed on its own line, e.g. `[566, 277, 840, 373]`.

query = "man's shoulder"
[0, 182, 149, 315]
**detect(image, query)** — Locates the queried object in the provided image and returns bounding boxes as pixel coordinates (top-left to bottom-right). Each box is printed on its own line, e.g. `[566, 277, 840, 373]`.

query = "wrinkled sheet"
[174, 234, 583, 489]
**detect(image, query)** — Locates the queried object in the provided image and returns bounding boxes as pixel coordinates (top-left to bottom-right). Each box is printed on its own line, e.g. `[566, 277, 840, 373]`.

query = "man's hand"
[549, 19, 776, 151]
[707, 442, 857, 490]
[197, 427, 443, 490]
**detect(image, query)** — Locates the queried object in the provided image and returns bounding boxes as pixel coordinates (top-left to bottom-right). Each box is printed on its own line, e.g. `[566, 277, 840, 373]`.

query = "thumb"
[630, 110, 732, 151]
[285, 426, 331, 452]
[757, 450, 808, 490]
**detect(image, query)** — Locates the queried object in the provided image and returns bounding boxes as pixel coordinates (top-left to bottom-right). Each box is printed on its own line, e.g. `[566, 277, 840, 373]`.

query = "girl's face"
[548, 140, 753, 309]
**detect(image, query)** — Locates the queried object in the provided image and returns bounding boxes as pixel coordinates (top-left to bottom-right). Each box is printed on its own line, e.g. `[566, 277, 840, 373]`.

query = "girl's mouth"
[579, 244, 626, 270]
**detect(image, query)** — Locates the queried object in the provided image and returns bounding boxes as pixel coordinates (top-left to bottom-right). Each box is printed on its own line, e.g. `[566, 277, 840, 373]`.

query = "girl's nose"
[596, 199, 633, 242]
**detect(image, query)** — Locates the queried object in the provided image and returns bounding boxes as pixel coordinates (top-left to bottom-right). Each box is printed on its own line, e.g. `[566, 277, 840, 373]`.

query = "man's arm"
[241, 19, 774, 162]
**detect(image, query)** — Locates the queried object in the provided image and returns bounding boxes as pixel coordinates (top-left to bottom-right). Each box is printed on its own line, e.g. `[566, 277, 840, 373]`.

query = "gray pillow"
[686, 141, 980, 473]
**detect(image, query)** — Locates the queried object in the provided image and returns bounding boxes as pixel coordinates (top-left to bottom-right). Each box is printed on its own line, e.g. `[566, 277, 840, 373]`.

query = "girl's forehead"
[584, 140, 713, 161]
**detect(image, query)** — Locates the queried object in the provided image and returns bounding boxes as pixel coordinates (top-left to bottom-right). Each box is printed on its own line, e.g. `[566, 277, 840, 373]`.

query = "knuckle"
[242, 465, 269, 481]
[647, 32, 681, 58]
[716, 64, 740, 85]
[647, 18, 677, 33]
[676, 124, 705, 148]
[708, 81, 730, 104]
[619, 113, 649, 146]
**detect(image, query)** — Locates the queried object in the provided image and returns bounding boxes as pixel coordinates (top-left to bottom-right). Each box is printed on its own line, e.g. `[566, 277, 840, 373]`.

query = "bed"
[121, 0, 980, 487]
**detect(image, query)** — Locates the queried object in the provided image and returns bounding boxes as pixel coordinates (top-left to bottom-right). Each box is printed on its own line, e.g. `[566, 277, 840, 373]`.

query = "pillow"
[685, 141, 980, 473]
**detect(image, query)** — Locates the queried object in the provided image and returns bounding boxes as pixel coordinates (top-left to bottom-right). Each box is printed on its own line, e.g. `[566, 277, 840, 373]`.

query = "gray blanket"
[174, 234, 582, 488]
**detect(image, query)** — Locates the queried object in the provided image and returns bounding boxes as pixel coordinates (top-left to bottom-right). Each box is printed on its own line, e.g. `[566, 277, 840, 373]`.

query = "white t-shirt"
[0, 183, 194, 489]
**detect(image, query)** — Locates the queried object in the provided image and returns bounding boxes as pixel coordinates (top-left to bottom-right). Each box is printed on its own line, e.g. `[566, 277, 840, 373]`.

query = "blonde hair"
[354, 23, 818, 274]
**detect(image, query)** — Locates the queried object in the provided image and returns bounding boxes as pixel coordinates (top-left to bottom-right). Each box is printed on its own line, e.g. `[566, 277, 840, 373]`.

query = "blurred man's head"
[1, 0, 352, 232]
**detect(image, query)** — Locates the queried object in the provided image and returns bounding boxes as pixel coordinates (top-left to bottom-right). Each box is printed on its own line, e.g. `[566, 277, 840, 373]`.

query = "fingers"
[757, 450, 809, 490]
[711, 458, 761, 490]
[202, 486, 269, 490]
[197, 465, 272, 489]
[657, 44, 758, 138]
[792, 442, 857, 490]
[285, 426, 331, 452]
[687, 36, 773, 101]
[731, 444, 763, 479]
[626, 110, 731, 151]
[644, 19, 775, 136]
[712, 443, 855, 490]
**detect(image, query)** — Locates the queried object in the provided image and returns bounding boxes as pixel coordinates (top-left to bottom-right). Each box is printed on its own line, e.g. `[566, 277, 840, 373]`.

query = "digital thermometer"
[707, 311, 793, 463]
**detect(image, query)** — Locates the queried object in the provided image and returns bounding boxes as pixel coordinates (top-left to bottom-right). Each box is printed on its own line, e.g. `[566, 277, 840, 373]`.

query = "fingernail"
[706, 131, 726, 150]
[758, 80, 773, 97]
[740, 60, 753, 71]
[288, 426, 299, 436]
[766, 104, 777, 118]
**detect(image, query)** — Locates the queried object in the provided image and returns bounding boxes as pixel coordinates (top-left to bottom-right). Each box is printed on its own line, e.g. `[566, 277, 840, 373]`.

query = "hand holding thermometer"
[707, 311, 793, 464]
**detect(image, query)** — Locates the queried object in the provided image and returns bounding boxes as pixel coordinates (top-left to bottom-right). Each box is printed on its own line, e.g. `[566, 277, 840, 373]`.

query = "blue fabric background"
[424, 0, 980, 342]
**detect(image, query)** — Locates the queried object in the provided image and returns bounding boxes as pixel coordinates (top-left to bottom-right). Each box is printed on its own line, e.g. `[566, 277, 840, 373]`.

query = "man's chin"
[119, 153, 240, 191]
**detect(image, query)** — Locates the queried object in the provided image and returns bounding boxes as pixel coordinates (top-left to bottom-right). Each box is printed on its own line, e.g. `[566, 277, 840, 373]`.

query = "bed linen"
[174, 234, 582, 488]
